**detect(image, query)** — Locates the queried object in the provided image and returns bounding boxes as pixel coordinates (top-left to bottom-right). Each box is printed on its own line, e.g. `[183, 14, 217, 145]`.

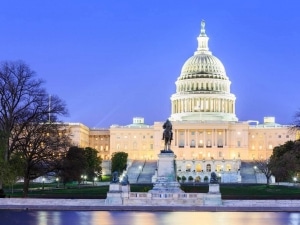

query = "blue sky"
[1, 1, 300, 128]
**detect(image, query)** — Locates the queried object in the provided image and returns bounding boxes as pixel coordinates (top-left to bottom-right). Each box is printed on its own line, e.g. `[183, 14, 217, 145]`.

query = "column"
[204, 130, 206, 148]
[222, 129, 225, 147]
[214, 129, 217, 147]
[225, 129, 228, 147]
[187, 129, 190, 147]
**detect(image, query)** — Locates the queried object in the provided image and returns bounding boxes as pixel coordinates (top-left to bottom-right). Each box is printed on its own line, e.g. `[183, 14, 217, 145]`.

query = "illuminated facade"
[66, 22, 297, 178]
[106, 22, 296, 163]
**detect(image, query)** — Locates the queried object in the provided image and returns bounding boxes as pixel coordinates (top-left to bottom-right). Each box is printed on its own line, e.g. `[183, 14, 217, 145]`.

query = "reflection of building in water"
[66, 22, 297, 179]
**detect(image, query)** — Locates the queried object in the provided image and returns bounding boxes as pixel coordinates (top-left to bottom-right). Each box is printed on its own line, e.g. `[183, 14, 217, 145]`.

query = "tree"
[0, 60, 69, 195]
[253, 159, 273, 185]
[204, 176, 209, 182]
[291, 110, 300, 135]
[111, 152, 128, 175]
[188, 176, 194, 182]
[83, 147, 102, 181]
[177, 176, 182, 182]
[0, 153, 23, 195]
[16, 122, 70, 196]
[181, 176, 187, 183]
[61, 146, 87, 185]
[269, 140, 300, 182]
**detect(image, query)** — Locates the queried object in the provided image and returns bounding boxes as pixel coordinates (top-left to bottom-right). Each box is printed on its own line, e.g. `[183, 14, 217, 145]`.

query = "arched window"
[186, 164, 191, 172]
[206, 164, 211, 172]
[226, 164, 232, 171]
[216, 164, 222, 172]
[196, 164, 202, 172]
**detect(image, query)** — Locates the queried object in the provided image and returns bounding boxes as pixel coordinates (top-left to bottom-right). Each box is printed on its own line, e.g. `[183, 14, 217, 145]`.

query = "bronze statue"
[210, 172, 219, 184]
[162, 119, 173, 152]
[111, 171, 119, 183]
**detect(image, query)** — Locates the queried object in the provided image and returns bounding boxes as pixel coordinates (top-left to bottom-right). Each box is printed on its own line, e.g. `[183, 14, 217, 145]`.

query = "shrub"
[204, 176, 209, 182]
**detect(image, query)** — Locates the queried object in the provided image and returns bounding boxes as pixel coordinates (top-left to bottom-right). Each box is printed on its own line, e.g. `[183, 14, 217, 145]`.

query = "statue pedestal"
[208, 183, 220, 193]
[204, 184, 222, 206]
[105, 183, 123, 205]
[150, 151, 183, 193]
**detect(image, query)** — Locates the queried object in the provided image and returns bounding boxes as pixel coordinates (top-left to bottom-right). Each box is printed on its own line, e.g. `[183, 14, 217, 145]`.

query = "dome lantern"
[195, 20, 211, 55]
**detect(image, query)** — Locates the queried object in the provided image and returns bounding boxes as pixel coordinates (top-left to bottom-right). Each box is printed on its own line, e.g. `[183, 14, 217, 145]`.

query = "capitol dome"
[180, 54, 227, 81]
[170, 21, 238, 122]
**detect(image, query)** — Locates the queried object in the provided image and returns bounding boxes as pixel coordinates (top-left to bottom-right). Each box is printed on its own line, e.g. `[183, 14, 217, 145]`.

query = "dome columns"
[171, 97, 235, 115]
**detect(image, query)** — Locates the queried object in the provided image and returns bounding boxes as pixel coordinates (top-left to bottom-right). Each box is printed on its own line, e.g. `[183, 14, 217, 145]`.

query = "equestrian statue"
[162, 119, 173, 152]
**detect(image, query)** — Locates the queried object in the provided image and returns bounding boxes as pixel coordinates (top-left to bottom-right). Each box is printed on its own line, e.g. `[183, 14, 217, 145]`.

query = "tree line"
[0, 61, 103, 197]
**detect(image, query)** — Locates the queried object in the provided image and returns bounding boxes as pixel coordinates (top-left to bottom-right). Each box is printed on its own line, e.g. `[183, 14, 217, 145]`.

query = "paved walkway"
[1, 198, 300, 212]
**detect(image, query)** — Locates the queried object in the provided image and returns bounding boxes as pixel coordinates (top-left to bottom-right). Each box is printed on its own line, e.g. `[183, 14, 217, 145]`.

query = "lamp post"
[56, 177, 59, 188]
[94, 177, 98, 186]
[42, 177, 45, 190]
[293, 177, 297, 186]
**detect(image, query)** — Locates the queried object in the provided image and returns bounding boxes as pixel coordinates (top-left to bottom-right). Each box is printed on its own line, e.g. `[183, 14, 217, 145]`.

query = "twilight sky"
[1, 1, 300, 128]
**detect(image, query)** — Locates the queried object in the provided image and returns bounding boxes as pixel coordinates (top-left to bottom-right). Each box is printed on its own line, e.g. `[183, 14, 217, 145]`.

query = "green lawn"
[3, 183, 300, 200]
[182, 184, 300, 199]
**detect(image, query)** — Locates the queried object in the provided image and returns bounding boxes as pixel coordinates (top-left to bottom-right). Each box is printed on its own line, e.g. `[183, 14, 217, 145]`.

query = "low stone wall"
[1, 198, 300, 211]
[223, 199, 300, 207]
[123, 192, 206, 206]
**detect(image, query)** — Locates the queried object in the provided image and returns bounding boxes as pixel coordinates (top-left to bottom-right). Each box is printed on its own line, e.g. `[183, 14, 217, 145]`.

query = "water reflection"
[1, 210, 300, 225]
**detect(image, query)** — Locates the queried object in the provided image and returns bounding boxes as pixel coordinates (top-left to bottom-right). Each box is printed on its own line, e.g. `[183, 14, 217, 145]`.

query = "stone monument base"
[150, 151, 183, 194]
[208, 183, 220, 193]
[105, 183, 123, 205]
[149, 177, 183, 194]
[204, 184, 222, 206]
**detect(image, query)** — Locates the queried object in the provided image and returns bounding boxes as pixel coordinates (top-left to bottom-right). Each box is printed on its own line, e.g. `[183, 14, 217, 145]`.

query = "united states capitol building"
[66, 21, 298, 183]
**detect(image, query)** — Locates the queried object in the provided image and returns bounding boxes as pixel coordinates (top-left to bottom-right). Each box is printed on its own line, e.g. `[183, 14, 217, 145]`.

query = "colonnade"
[177, 80, 228, 92]
[172, 98, 235, 114]
[173, 129, 228, 149]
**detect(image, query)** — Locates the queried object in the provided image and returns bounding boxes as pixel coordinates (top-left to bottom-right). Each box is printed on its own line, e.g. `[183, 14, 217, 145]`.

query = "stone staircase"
[127, 160, 145, 183]
[240, 161, 257, 183]
[137, 160, 157, 183]
[127, 160, 157, 184]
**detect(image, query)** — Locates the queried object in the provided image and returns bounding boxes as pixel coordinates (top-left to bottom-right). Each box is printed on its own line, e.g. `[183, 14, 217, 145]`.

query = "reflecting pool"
[1, 210, 300, 225]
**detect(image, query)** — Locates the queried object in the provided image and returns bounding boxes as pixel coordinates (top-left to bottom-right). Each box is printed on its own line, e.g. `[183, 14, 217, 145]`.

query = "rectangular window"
[190, 140, 195, 148]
